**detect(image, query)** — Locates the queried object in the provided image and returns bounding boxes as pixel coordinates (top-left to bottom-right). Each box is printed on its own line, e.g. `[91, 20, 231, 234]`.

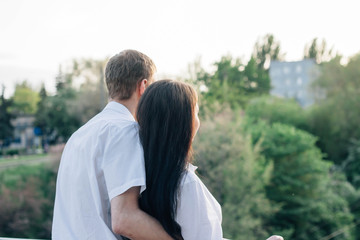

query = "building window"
[296, 65, 302, 73]
[283, 66, 290, 74]
[271, 68, 280, 76]
[297, 77, 303, 85]
[285, 78, 291, 86]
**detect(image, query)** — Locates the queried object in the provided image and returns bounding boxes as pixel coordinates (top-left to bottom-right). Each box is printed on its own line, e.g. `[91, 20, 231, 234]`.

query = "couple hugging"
[52, 50, 283, 240]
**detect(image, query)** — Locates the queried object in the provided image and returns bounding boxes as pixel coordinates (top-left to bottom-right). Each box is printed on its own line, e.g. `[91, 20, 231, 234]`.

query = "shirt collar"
[187, 163, 198, 172]
[103, 101, 136, 122]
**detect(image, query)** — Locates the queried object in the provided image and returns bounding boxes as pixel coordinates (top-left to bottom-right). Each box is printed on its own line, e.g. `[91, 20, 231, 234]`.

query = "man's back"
[52, 102, 146, 239]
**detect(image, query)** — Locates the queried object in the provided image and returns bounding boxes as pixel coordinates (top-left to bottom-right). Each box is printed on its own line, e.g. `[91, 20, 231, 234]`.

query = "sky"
[1, 0, 359, 97]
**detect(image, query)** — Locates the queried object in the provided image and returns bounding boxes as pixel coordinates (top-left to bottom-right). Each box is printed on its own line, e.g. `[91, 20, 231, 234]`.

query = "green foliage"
[246, 96, 308, 130]
[198, 55, 271, 110]
[187, 34, 285, 114]
[244, 57, 271, 94]
[194, 34, 284, 111]
[11, 81, 40, 115]
[252, 34, 284, 70]
[342, 138, 360, 239]
[191, 46, 360, 237]
[328, 170, 360, 239]
[0, 162, 58, 238]
[34, 84, 50, 137]
[0, 86, 13, 145]
[246, 121, 355, 239]
[34, 78, 80, 143]
[3, 148, 25, 156]
[308, 54, 360, 164]
[45, 92, 81, 142]
[200, 55, 246, 108]
[303, 38, 335, 64]
[68, 59, 108, 123]
[343, 139, 360, 189]
[193, 108, 276, 240]
[34, 59, 108, 142]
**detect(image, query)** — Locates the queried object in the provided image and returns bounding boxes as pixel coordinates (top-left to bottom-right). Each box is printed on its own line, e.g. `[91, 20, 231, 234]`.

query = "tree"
[185, 56, 206, 91]
[35, 66, 81, 143]
[0, 86, 13, 148]
[204, 55, 246, 107]
[329, 167, 360, 239]
[343, 139, 360, 189]
[193, 108, 276, 240]
[49, 68, 80, 142]
[37, 59, 108, 143]
[243, 57, 271, 94]
[34, 84, 51, 148]
[341, 138, 360, 239]
[187, 35, 284, 111]
[246, 121, 355, 239]
[11, 81, 40, 115]
[308, 54, 360, 164]
[198, 55, 271, 110]
[304, 38, 335, 64]
[68, 59, 108, 123]
[245, 96, 308, 131]
[11, 81, 36, 114]
[252, 34, 284, 70]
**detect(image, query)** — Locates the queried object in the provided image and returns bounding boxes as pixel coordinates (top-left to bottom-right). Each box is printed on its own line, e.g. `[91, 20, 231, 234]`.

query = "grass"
[0, 154, 58, 189]
[0, 153, 48, 164]
[1, 162, 45, 188]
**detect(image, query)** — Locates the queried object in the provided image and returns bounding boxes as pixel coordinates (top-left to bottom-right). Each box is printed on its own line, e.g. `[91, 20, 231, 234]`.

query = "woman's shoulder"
[181, 163, 200, 185]
[176, 164, 224, 240]
[179, 164, 221, 211]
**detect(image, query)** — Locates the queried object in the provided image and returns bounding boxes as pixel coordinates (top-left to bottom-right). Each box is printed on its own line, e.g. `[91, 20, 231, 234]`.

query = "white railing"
[0, 238, 44, 240]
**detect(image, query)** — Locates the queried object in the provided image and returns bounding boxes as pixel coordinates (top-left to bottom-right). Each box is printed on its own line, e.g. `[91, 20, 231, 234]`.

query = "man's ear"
[138, 79, 148, 96]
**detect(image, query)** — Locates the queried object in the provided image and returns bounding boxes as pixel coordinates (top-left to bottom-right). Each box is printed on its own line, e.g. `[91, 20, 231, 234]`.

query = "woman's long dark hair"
[136, 80, 197, 240]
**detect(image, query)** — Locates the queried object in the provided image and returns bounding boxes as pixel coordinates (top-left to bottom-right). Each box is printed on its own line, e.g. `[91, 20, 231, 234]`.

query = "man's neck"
[111, 98, 138, 119]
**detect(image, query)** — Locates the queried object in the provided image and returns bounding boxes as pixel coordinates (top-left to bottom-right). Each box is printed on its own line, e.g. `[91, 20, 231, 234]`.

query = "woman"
[136, 79, 222, 239]
[136, 80, 283, 240]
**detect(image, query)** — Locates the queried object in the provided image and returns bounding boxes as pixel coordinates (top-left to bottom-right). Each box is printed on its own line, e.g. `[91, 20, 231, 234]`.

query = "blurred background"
[0, 0, 359, 239]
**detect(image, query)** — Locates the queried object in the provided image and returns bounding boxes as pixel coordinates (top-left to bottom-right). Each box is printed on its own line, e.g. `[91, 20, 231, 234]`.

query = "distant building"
[9, 115, 41, 152]
[269, 59, 319, 107]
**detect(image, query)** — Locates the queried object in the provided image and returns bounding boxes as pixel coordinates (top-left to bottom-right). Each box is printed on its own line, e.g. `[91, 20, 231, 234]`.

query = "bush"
[246, 121, 355, 240]
[3, 148, 27, 156]
[0, 161, 58, 238]
[246, 96, 308, 130]
[5, 149, 19, 156]
[193, 108, 276, 240]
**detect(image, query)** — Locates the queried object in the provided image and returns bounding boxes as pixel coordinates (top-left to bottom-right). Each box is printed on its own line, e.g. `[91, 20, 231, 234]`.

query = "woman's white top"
[176, 164, 223, 240]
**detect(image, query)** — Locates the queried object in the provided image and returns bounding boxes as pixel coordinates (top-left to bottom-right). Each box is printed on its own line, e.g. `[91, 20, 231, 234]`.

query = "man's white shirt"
[52, 101, 146, 239]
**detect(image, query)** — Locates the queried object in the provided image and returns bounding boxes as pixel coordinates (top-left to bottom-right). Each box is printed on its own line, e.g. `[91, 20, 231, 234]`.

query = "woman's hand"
[266, 235, 284, 240]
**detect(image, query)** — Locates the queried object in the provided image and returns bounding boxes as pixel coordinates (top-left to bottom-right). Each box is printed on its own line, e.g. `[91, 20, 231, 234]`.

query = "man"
[52, 49, 172, 239]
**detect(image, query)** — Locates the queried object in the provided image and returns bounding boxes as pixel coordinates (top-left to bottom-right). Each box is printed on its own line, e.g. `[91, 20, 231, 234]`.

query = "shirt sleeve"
[102, 123, 146, 200]
[176, 174, 223, 240]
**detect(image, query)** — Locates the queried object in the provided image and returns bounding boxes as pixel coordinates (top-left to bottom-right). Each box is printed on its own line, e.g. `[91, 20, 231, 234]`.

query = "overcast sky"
[1, 0, 359, 97]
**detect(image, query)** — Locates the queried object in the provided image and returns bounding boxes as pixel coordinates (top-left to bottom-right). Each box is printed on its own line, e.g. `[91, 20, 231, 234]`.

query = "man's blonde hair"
[105, 50, 156, 100]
